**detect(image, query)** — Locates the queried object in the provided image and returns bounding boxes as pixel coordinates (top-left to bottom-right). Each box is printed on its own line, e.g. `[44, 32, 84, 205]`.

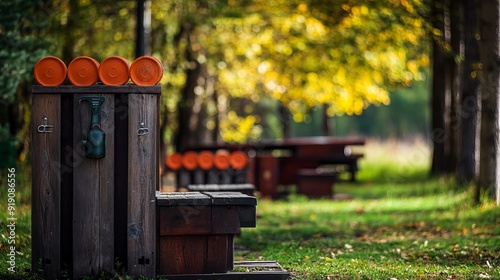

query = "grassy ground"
[1, 139, 499, 279]
[235, 139, 500, 279]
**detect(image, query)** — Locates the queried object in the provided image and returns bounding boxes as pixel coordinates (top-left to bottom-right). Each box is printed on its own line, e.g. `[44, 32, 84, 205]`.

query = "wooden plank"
[31, 93, 61, 279]
[60, 94, 74, 270]
[127, 93, 157, 277]
[211, 206, 240, 234]
[72, 94, 114, 278]
[32, 84, 161, 94]
[206, 235, 230, 273]
[158, 206, 212, 235]
[158, 236, 207, 275]
[99, 94, 115, 271]
[114, 93, 129, 268]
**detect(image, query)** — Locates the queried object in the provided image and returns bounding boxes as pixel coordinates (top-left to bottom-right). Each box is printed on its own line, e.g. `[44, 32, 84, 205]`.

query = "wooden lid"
[67, 56, 99, 86]
[34, 56, 67, 86]
[229, 151, 248, 170]
[98, 56, 130, 85]
[130, 56, 163, 86]
[214, 150, 230, 170]
[166, 153, 183, 171]
[197, 151, 214, 170]
[182, 151, 198, 170]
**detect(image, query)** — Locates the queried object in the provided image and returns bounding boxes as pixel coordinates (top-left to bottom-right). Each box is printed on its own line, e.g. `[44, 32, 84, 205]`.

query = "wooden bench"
[297, 169, 338, 198]
[184, 137, 365, 198]
[156, 192, 257, 275]
[187, 184, 256, 196]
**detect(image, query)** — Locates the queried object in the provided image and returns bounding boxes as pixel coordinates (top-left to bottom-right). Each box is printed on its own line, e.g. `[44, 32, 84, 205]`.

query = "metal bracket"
[37, 117, 53, 133]
[138, 122, 149, 136]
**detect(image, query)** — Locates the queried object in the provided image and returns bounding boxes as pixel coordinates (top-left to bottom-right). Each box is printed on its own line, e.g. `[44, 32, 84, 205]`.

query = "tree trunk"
[477, 0, 500, 204]
[279, 104, 291, 138]
[457, 0, 480, 185]
[321, 104, 334, 136]
[431, 0, 451, 175]
[448, 0, 463, 174]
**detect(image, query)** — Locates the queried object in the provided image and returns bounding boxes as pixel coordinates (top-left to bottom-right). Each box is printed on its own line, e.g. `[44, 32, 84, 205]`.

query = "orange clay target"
[197, 151, 214, 170]
[182, 151, 198, 170]
[229, 151, 248, 170]
[130, 56, 163, 86]
[99, 56, 130, 85]
[166, 153, 183, 171]
[34, 56, 67, 86]
[214, 151, 230, 170]
[67, 56, 99, 86]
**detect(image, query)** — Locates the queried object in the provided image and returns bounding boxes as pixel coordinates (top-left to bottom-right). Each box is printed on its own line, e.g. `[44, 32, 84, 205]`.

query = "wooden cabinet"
[31, 85, 159, 279]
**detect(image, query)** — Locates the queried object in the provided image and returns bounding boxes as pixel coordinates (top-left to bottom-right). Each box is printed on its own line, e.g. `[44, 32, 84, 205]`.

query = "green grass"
[1, 139, 499, 279]
[235, 140, 500, 279]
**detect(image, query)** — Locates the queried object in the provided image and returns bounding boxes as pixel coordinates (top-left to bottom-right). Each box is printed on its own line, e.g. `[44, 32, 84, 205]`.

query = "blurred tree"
[150, 0, 429, 150]
[457, 0, 479, 185]
[477, 0, 500, 204]
[0, 0, 50, 163]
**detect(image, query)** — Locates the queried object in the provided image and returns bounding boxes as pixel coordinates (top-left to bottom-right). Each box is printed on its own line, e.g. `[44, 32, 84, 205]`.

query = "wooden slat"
[32, 84, 161, 94]
[158, 236, 207, 275]
[127, 93, 157, 277]
[72, 94, 114, 278]
[206, 235, 230, 273]
[31, 94, 61, 279]
[158, 206, 212, 236]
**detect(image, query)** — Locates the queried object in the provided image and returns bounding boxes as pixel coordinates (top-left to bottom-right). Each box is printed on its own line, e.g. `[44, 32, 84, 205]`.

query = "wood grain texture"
[72, 94, 114, 278]
[158, 206, 212, 235]
[32, 84, 161, 94]
[127, 93, 157, 277]
[158, 235, 208, 275]
[206, 235, 231, 273]
[31, 94, 61, 279]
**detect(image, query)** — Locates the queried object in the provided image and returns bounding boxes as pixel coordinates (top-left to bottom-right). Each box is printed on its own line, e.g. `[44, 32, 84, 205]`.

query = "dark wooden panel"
[114, 93, 129, 268]
[72, 94, 115, 278]
[31, 94, 61, 279]
[211, 207, 240, 234]
[158, 236, 207, 275]
[98, 94, 115, 271]
[32, 84, 161, 94]
[256, 155, 279, 198]
[206, 235, 230, 273]
[60, 93, 73, 271]
[127, 93, 157, 277]
[158, 206, 212, 235]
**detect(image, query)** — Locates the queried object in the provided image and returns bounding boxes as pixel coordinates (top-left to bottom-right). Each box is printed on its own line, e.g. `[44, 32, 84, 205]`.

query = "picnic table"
[183, 136, 365, 198]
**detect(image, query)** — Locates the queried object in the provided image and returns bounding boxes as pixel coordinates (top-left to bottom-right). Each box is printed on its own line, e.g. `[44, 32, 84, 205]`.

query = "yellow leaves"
[220, 112, 261, 143]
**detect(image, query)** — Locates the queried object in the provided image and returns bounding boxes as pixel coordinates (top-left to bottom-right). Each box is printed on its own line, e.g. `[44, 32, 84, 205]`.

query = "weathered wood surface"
[127, 93, 157, 277]
[72, 94, 115, 278]
[31, 94, 61, 279]
[156, 192, 257, 275]
[32, 84, 161, 94]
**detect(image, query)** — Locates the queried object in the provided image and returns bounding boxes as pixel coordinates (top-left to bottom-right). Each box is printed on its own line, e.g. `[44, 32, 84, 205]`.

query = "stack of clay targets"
[34, 55, 163, 86]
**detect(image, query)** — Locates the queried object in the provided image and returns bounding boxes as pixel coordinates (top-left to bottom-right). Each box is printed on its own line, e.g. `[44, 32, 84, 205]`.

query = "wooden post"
[31, 94, 61, 279]
[127, 93, 157, 277]
[72, 94, 115, 278]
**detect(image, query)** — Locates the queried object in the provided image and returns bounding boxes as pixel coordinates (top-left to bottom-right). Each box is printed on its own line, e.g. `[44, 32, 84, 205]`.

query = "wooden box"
[297, 169, 337, 198]
[31, 85, 159, 279]
[156, 192, 257, 275]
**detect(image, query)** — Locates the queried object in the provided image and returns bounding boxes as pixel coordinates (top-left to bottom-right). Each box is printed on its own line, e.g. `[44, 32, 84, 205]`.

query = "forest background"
[3, 0, 500, 204]
[0, 0, 430, 162]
